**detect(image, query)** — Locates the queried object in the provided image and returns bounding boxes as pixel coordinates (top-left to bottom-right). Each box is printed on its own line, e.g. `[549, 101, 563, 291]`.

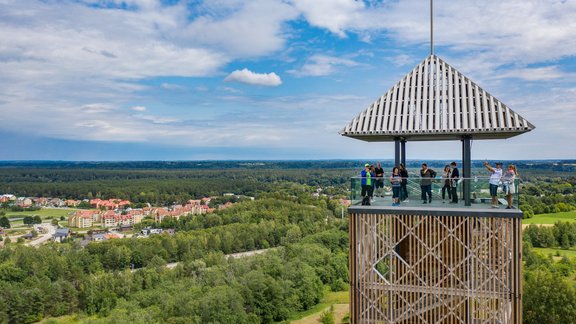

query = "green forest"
[0, 160, 575, 323]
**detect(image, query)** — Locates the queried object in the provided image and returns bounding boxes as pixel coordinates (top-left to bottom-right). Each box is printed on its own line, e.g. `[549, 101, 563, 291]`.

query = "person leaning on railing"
[501, 164, 518, 209]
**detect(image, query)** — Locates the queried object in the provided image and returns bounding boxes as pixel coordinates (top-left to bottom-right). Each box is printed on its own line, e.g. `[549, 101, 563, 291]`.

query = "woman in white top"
[501, 164, 518, 209]
[484, 161, 503, 208]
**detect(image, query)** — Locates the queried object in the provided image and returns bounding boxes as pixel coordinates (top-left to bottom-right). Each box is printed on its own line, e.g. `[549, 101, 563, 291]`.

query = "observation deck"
[350, 176, 523, 213]
[347, 176, 523, 323]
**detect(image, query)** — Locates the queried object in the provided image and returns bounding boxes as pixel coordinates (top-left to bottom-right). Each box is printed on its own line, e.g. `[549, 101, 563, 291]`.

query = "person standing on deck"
[441, 165, 452, 203]
[360, 163, 375, 205]
[399, 163, 409, 201]
[420, 163, 436, 204]
[390, 167, 402, 206]
[484, 161, 503, 208]
[450, 162, 460, 204]
[501, 164, 518, 209]
[374, 162, 384, 197]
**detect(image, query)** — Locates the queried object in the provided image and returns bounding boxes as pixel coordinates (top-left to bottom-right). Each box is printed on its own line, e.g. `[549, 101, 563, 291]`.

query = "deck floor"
[356, 194, 517, 210]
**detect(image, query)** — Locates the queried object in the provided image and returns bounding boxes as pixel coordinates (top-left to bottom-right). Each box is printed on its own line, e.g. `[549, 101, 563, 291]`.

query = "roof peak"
[340, 55, 534, 142]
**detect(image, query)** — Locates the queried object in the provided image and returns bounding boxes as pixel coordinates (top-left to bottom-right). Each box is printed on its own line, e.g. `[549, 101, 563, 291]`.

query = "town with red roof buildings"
[67, 198, 220, 229]
[0, 194, 245, 246]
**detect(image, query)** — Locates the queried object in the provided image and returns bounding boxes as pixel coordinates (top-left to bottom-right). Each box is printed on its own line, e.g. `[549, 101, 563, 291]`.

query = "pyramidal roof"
[340, 54, 535, 142]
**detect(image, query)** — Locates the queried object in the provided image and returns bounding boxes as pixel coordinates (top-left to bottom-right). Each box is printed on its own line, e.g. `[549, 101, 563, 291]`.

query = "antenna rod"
[430, 0, 434, 55]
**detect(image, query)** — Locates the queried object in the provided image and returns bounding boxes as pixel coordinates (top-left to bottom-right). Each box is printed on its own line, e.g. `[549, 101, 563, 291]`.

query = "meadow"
[523, 210, 576, 224]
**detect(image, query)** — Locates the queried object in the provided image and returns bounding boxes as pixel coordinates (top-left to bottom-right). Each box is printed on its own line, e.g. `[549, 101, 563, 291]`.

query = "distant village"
[0, 193, 251, 245]
[67, 198, 219, 228]
[1, 189, 350, 246]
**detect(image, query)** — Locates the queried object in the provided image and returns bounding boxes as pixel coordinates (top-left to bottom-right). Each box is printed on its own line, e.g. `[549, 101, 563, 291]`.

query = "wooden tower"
[348, 207, 523, 323]
[340, 55, 533, 323]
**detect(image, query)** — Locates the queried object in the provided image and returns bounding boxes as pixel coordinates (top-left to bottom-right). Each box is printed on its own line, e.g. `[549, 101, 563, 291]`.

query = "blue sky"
[1, 0, 575, 161]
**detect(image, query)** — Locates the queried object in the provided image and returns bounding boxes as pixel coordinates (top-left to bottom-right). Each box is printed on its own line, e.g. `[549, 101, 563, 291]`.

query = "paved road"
[27, 223, 57, 246]
[153, 248, 273, 272]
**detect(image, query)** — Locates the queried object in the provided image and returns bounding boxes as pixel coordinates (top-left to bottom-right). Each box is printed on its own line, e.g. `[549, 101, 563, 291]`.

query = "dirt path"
[291, 304, 349, 324]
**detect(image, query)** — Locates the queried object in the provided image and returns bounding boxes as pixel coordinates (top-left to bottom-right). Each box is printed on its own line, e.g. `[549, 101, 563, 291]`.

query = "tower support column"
[462, 136, 472, 206]
[401, 139, 406, 167]
[394, 138, 401, 167]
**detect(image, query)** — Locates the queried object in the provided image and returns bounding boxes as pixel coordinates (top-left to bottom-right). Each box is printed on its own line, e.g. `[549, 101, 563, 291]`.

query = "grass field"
[4, 208, 78, 220]
[289, 289, 349, 323]
[523, 210, 576, 225]
[533, 247, 576, 259]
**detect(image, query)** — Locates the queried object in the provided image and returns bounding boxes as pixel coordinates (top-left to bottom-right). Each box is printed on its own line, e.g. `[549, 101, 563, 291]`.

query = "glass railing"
[350, 176, 520, 210]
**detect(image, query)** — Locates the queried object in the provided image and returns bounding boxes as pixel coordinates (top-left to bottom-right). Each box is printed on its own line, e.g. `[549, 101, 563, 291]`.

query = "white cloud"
[291, 0, 576, 70]
[81, 103, 117, 114]
[161, 83, 185, 90]
[224, 69, 282, 87]
[288, 55, 360, 77]
[291, 0, 365, 37]
[132, 114, 178, 124]
[495, 66, 568, 81]
[389, 54, 415, 67]
[0, 0, 575, 160]
[177, 0, 299, 57]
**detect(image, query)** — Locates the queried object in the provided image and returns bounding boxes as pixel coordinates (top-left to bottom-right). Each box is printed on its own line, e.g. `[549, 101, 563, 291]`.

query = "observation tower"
[340, 3, 534, 323]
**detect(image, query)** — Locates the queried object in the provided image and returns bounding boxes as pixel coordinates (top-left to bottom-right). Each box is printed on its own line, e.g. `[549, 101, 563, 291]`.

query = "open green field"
[533, 247, 576, 259]
[4, 208, 79, 220]
[289, 288, 349, 322]
[523, 210, 576, 225]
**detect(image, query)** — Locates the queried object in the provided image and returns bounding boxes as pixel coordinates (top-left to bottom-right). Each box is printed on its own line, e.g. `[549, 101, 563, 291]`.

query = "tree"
[33, 215, 42, 224]
[524, 268, 576, 323]
[0, 216, 10, 229]
[197, 285, 251, 323]
[23, 216, 34, 226]
[319, 305, 335, 324]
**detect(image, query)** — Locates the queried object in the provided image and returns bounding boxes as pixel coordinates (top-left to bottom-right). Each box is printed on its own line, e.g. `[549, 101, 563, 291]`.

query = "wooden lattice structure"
[349, 207, 522, 323]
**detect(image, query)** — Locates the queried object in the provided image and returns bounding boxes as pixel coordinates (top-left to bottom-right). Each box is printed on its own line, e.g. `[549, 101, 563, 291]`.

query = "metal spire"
[430, 0, 434, 55]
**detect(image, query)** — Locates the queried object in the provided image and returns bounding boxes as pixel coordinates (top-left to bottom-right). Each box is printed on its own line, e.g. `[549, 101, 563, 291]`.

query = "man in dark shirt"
[374, 162, 384, 197]
[450, 161, 459, 203]
[420, 163, 436, 204]
[399, 163, 409, 201]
